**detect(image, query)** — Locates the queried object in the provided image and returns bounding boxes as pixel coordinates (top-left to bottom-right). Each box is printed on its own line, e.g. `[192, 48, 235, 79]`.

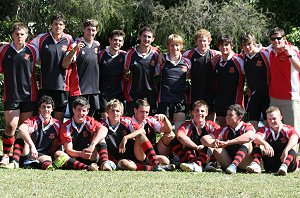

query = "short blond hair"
[106, 99, 124, 115]
[266, 106, 281, 115]
[194, 29, 212, 43]
[166, 34, 184, 46]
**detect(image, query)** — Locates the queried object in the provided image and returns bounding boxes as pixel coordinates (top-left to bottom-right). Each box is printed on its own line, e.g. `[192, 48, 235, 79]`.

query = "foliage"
[286, 27, 300, 48]
[0, 169, 300, 197]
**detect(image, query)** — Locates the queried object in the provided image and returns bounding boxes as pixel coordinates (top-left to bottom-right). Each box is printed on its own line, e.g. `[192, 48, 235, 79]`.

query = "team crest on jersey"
[82, 50, 86, 55]
[229, 67, 235, 73]
[279, 55, 285, 62]
[150, 60, 156, 66]
[94, 48, 98, 53]
[256, 60, 262, 67]
[182, 66, 188, 72]
[24, 54, 30, 60]
[49, 133, 55, 139]
[280, 137, 287, 144]
[61, 45, 68, 51]
[82, 131, 88, 138]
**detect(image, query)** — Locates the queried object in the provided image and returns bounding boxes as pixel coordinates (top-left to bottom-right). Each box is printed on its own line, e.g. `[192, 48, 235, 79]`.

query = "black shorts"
[69, 94, 100, 116]
[157, 102, 186, 121]
[246, 91, 270, 121]
[4, 101, 35, 112]
[263, 153, 298, 173]
[125, 95, 157, 117]
[39, 90, 68, 112]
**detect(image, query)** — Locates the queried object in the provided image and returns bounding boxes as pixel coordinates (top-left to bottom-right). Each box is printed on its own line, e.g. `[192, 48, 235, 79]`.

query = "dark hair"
[217, 34, 234, 47]
[240, 32, 257, 46]
[269, 27, 285, 37]
[11, 22, 29, 34]
[38, 95, 55, 109]
[50, 13, 66, 25]
[83, 19, 99, 29]
[108, 30, 125, 39]
[133, 99, 150, 110]
[228, 104, 245, 117]
[72, 97, 90, 109]
[138, 26, 154, 37]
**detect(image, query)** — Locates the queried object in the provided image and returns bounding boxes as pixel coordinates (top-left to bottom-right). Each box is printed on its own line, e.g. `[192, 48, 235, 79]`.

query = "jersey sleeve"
[60, 122, 73, 144]
[23, 117, 37, 134]
[177, 122, 189, 136]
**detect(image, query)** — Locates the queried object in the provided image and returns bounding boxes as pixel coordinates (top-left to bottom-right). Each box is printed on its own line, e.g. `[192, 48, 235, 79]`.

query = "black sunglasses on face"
[270, 37, 283, 41]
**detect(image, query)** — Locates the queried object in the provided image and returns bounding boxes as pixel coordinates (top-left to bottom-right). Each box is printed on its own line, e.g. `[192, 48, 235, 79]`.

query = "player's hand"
[123, 69, 131, 81]
[158, 53, 166, 65]
[280, 149, 289, 163]
[154, 114, 166, 122]
[30, 146, 38, 159]
[216, 140, 228, 148]
[263, 144, 274, 157]
[196, 145, 204, 151]
[81, 149, 92, 160]
[119, 137, 127, 153]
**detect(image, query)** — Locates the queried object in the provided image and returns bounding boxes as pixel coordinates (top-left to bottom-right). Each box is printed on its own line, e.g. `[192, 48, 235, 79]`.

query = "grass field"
[0, 169, 300, 198]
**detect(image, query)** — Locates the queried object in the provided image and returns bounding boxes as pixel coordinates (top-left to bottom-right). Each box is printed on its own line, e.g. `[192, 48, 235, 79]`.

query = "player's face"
[167, 41, 182, 57]
[267, 111, 283, 130]
[73, 105, 89, 124]
[218, 43, 232, 56]
[83, 26, 97, 42]
[12, 28, 28, 46]
[195, 36, 210, 53]
[134, 106, 150, 123]
[39, 103, 53, 119]
[51, 20, 65, 36]
[139, 31, 155, 48]
[225, 110, 241, 127]
[109, 35, 124, 51]
[270, 33, 285, 50]
[192, 105, 208, 124]
[242, 41, 256, 56]
[107, 106, 123, 124]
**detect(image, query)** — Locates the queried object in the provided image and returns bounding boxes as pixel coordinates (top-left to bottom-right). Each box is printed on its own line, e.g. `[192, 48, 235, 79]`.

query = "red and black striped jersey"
[24, 115, 61, 155]
[0, 43, 38, 102]
[60, 116, 101, 151]
[213, 121, 254, 141]
[30, 32, 73, 91]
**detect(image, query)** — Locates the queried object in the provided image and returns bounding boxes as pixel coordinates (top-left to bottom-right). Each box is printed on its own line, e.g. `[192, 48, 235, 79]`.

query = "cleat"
[226, 164, 237, 174]
[23, 159, 40, 169]
[246, 162, 262, 174]
[101, 160, 116, 171]
[204, 161, 218, 172]
[52, 155, 68, 169]
[161, 164, 176, 171]
[180, 162, 202, 173]
[88, 163, 99, 171]
[151, 164, 165, 172]
[0, 155, 10, 166]
[277, 164, 288, 176]
[0, 160, 19, 169]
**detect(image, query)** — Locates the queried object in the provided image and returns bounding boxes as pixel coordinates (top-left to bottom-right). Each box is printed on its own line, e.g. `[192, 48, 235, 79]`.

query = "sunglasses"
[270, 37, 283, 41]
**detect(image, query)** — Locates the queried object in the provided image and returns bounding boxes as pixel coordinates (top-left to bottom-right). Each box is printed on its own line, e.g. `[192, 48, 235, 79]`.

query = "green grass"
[0, 169, 300, 198]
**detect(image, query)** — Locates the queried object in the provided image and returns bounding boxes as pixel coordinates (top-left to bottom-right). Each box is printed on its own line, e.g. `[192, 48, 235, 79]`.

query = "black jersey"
[68, 39, 100, 96]
[98, 48, 126, 97]
[0, 43, 38, 102]
[31, 32, 73, 91]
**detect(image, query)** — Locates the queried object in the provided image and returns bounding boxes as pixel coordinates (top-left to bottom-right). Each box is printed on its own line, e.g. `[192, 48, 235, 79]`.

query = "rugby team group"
[0, 12, 299, 176]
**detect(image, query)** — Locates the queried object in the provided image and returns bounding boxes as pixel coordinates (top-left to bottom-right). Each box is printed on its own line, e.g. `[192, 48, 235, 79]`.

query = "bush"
[286, 27, 300, 49]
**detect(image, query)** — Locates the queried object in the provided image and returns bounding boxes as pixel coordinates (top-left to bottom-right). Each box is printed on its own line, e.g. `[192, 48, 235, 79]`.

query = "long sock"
[135, 163, 157, 171]
[66, 158, 88, 170]
[41, 160, 52, 170]
[96, 142, 108, 165]
[252, 147, 262, 165]
[170, 138, 187, 162]
[11, 138, 25, 163]
[197, 147, 210, 164]
[185, 147, 202, 166]
[232, 145, 248, 166]
[141, 140, 159, 166]
[284, 149, 296, 167]
[2, 133, 15, 155]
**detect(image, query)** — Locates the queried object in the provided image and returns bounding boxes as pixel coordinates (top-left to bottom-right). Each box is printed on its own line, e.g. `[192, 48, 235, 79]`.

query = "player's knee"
[157, 155, 170, 165]
[54, 151, 68, 159]
[5, 122, 17, 134]
[117, 159, 135, 170]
